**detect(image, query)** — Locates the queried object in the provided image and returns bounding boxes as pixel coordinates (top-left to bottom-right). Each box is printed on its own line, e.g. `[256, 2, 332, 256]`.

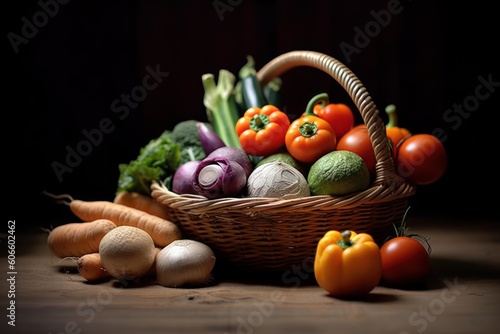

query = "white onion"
[156, 239, 216, 288]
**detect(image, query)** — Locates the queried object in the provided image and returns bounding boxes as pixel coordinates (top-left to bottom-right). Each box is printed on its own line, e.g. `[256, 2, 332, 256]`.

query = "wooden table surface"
[2, 216, 499, 334]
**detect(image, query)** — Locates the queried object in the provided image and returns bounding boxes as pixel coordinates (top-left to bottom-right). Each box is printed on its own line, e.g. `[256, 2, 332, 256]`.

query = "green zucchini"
[238, 55, 267, 110]
[263, 77, 282, 109]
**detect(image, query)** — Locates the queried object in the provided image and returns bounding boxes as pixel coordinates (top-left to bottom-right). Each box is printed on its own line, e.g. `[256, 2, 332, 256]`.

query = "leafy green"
[116, 131, 181, 196]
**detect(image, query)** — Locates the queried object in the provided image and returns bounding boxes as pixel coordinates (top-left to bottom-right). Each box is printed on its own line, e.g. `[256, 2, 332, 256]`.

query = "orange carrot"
[113, 191, 170, 220]
[77, 247, 162, 282]
[77, 253, 110, 282]
[41, 191, 181, 248]
[69, 199, 181, 247]
[47, 219, 117, 258]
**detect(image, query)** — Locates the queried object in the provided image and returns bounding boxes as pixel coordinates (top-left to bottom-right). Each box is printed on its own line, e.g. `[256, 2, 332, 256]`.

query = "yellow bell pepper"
[314, 230, 382, 298]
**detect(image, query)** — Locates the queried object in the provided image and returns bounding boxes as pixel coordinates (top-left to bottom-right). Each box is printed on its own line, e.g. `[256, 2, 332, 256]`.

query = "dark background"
[4, 0, 498, 232]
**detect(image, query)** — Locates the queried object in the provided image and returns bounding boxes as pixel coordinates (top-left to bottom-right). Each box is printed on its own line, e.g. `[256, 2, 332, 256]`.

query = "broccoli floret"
[169, 120, 199, 146]
[169, 120, 206, 165]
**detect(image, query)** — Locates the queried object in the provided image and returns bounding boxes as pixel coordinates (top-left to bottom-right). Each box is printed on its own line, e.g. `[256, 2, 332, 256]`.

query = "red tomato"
[380, 236, 431, 287]
[336, 125, 376, 176]
[313, 103, 354, 140]
[396, 134, 447, 185]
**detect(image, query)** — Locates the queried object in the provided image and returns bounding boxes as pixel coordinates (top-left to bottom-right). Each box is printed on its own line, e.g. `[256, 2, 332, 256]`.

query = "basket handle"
[257, 50, 396, 187]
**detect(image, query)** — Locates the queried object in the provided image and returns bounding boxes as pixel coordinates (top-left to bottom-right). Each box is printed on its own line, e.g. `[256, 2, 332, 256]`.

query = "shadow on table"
[428, 255, 500, 285]
[213, 253, 500, 292]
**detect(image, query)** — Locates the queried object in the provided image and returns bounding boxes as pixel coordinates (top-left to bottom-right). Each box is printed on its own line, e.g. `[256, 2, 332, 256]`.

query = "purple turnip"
[206, 146, 253, 178]
[172, 161, 200, 195]
[192, 156, 247, 199]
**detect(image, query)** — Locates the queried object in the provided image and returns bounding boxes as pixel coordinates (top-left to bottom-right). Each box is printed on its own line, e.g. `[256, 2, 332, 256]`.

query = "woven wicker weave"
[151, 50, 416, 271]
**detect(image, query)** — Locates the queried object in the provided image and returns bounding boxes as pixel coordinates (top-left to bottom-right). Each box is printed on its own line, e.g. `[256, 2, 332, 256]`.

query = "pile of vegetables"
[115, 54, 448, 203]
[44, 191, 215, 287]
[170, 56, 446, 200]
[44, 54, 444, 293]
[233, 90, 448, 189]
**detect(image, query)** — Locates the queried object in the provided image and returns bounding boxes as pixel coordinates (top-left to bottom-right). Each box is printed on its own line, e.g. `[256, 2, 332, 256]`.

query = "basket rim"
[151, 179, 415, 215]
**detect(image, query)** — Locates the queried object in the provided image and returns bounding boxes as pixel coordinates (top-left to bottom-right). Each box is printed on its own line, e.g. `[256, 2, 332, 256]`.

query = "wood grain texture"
[3, 217, 499, 334]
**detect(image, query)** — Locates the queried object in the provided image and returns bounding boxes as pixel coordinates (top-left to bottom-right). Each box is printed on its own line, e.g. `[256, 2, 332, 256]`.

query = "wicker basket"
[151, 50, 416, 271]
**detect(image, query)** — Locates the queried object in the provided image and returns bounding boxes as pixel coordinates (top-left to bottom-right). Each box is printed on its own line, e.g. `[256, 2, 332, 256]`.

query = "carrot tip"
[42, 190, 74, 205]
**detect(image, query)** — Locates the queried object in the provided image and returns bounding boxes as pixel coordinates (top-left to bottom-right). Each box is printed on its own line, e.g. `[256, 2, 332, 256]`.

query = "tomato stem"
[393, 206, 433, 255]
[393, 206, 412, 237]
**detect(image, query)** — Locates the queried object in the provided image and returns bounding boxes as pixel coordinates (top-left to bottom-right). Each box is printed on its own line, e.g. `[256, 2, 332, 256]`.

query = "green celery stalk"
[202, 69, 242, 148]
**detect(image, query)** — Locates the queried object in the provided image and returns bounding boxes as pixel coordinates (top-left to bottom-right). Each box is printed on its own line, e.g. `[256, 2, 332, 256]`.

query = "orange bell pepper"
[385, 104, 411, 159]
[314, 230, 382, 298]
[235, 105, 290, 157]
[285, 93, 337, 163]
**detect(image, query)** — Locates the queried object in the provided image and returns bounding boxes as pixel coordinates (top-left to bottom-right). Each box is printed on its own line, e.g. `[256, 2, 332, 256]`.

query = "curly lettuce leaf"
[116, 131, 181, 196]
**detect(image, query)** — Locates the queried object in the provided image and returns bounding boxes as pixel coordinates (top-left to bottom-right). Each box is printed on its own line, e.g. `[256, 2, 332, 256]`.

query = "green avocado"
[307, 150, 370, 196]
